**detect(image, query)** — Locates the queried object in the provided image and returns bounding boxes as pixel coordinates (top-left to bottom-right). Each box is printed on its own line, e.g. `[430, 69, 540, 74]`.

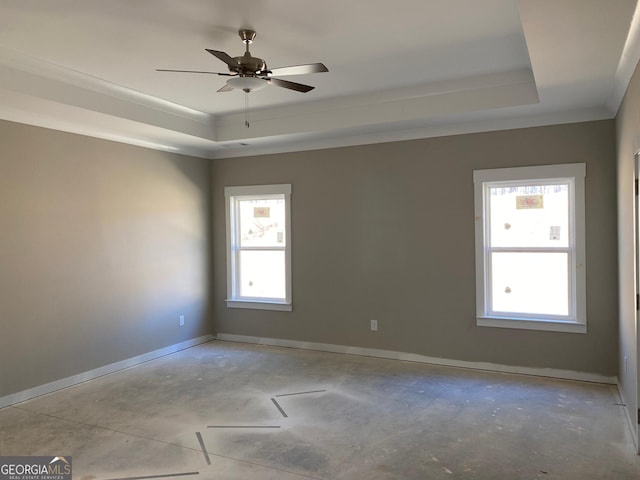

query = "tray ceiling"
[0, 0, 638, 158]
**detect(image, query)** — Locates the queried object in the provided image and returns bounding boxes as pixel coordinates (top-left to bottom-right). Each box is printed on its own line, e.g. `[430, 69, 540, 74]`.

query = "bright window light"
[473, 164, 586, 334]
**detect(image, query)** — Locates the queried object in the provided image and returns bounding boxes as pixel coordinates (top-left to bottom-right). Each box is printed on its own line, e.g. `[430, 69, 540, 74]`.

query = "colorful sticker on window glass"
[516, 195, 544, 209]
[254, 207, 270, 218]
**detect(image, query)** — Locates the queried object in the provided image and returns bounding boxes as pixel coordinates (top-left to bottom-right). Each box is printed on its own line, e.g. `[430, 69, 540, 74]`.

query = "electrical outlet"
[179, 315, 185, 327]
[625, 355, 628, 373]
[370, 319, 378, 331]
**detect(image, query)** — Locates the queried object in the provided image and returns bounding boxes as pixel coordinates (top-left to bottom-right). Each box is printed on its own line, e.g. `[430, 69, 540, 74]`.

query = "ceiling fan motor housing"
[231, 54, 267, 76]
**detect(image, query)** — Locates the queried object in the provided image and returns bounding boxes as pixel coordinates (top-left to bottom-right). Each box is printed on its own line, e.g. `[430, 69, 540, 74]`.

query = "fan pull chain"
[244, 91, 250, 128]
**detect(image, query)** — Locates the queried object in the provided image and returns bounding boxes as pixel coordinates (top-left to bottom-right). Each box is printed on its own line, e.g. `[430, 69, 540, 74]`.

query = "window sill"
[226, 300, 292, 312]
[477, 316, 586, 334]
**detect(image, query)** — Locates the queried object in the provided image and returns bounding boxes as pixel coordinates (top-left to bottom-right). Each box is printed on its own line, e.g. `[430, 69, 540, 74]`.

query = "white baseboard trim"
[616, 383, 639, 452]
[0, 334, 214, 409]
[216, 333, 617, 385]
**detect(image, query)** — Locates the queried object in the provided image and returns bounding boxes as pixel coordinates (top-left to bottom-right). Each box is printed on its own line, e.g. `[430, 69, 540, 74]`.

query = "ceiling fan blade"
[217, 83, 234, 92]
[268, 78, 315, 93]
[156, 69, 235, 76]
[205, 49, 238, 68]
[268, 63, 328, 76]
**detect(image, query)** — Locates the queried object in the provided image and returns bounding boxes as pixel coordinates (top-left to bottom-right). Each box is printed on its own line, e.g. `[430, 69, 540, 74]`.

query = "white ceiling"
[0, 0, 638, 159]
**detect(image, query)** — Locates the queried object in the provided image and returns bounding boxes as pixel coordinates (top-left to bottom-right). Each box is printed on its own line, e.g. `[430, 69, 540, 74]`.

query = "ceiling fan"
[157, 29, 328, 94]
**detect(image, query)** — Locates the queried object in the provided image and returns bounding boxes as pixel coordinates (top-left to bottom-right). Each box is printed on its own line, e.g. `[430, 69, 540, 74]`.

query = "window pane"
[491, 252, 569, 316]
[238, 250, 286, 299]
[238, 197, 286, 248]
[489, 184, 569, 248]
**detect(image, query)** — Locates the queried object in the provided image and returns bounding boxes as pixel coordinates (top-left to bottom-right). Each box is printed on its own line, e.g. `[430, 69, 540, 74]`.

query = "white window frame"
[225, 184, 292, 311]
[473, 163, 586, 334]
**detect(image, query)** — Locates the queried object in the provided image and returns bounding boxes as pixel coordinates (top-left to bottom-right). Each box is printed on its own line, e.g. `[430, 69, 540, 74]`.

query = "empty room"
[2, 1, 640, 479]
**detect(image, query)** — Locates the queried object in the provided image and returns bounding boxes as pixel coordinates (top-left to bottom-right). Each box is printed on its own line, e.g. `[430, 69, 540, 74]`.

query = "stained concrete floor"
[1, 340, 640, 479]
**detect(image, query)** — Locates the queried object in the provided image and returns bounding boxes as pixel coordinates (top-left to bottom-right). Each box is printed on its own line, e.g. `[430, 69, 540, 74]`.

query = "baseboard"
[2, 332, 616, 410]
[0, 334, 214, 409]
[216, 333, 617, 385]
[617, 382, 639, 452]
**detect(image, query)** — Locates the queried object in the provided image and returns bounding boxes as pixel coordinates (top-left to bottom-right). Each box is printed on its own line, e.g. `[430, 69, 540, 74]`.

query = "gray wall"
[212, 120, 618, 376]
[616, 58, 640, 447]
[0, 120, 212, 398]
[0, 115, 620, 400]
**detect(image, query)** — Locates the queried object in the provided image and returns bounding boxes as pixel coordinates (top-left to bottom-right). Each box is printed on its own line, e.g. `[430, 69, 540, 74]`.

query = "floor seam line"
[11, 406, 322, 480]
[13, 406, 205, 454]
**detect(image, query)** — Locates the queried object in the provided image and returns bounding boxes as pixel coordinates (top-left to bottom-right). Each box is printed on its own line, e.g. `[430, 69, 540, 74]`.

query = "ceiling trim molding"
[215, 69, 539, 142]
[0, 62, 218, 143]
[0, 46, 209, 121]
[607, 0, 640, 114]
[209, 106, 613, 159]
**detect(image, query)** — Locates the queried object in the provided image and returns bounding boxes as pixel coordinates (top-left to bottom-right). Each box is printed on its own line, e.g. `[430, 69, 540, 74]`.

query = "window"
[473, 164, 586, 333]
[225, 184, 292, 311]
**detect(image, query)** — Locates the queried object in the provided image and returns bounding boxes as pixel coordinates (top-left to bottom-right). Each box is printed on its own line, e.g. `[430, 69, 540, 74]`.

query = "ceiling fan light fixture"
[226, 76, 268, 92]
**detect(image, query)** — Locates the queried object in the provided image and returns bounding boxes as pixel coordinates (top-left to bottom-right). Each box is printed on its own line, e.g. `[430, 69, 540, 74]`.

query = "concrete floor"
[1, 340, 639, 479]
